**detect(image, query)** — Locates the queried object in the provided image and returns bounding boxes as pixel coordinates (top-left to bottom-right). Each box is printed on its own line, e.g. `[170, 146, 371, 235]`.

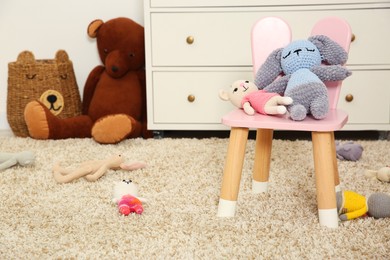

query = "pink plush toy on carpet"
[112, 179, 146, 215]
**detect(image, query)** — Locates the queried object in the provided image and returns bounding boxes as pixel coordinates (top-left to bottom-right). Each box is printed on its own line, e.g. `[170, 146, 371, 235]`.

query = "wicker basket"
[7, 50, 82, 137]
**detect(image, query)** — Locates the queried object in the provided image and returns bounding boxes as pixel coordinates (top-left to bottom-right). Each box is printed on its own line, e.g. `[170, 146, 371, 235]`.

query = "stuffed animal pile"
[220, 35, 352, 120]
[24, 17, 152, 144]
[2, 17, 149, 216]
[254, 35, 352, 121]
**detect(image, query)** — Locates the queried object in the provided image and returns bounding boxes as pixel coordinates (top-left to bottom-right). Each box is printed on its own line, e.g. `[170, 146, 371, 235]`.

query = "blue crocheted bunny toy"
[254, 35, 352, 121]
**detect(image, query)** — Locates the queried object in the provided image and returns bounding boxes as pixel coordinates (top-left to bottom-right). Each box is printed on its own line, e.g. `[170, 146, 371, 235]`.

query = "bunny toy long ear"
[308, 35, 348, 65]
[254, 48, 284, 89]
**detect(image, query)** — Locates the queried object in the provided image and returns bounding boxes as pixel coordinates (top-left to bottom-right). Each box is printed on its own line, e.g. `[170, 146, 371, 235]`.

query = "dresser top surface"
[149, 0, 390, 8]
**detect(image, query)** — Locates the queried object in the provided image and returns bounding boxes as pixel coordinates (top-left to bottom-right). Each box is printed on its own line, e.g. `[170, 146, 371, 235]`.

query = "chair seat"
[222, 109, 348, 132]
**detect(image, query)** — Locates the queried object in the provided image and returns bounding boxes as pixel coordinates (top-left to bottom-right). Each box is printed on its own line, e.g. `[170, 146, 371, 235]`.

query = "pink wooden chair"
[217, 17, 352, 228]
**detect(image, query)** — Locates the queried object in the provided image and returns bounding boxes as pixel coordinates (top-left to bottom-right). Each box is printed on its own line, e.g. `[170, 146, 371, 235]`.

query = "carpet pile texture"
[0, 136, 389, 258]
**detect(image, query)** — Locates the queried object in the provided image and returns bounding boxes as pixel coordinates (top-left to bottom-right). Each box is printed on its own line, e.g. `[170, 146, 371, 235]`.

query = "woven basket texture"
[7, 50, 82, 137]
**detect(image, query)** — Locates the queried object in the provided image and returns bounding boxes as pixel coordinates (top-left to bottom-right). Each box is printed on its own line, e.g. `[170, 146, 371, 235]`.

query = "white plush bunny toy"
[219, 80, 292, 116]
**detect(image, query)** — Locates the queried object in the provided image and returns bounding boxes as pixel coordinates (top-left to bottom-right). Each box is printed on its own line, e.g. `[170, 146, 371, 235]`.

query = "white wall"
[0, 0, 144, 133]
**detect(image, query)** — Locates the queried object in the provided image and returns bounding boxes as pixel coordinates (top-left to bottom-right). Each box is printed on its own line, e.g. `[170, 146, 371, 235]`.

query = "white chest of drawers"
[144, 0, 390, 131]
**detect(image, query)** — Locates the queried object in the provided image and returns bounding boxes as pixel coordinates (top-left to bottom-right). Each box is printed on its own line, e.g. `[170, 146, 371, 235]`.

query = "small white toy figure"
[112, 180, 146, 215]
[219, 80, 293, 116]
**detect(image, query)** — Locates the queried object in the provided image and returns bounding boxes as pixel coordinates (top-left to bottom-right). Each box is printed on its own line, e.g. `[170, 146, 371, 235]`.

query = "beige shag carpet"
[0, 136, 389, 259]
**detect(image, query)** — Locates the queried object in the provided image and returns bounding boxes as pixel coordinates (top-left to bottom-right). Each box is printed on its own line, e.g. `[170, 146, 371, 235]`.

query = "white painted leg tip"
[319, 208, 339, 228]
[252, 180, 268, 193]
[335, 184, 341, 193]
[217, 199, 237, 217]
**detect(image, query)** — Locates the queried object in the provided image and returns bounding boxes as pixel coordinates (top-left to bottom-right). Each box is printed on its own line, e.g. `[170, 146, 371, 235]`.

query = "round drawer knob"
[351, 34, 356, 42]
[187, 94, 195, 102]
[186, 36, 194, 44]
[345, 94, 354, 102]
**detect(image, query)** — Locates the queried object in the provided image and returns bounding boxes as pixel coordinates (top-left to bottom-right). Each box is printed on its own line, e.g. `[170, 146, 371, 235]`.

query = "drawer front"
[151, 9, 390, 66]
[339, 69, 390, 124]
[150, 70, 390, 127]
[151, 71, 253, 124]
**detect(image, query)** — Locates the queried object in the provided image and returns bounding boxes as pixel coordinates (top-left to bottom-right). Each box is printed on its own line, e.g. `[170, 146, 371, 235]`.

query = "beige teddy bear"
[365, 166, 390, 182]
[52, 155, 146, 183]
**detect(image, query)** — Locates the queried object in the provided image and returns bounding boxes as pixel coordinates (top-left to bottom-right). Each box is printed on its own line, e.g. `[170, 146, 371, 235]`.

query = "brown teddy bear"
[24, 17, 152, 144]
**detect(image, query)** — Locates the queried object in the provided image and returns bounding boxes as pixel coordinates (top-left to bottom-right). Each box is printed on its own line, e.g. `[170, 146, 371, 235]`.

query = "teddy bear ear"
[87, 19, 104, 38]
[16, 50, 35, 64]
[55, 50, 70, 63]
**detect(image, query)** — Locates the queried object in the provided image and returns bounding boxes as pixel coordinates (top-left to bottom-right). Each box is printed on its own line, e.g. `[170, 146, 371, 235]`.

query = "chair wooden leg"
[330, 132, 341, 191]
[312, 131, 339, 228]
[252, 129, 273, 193]
[217, 127, 249, 217]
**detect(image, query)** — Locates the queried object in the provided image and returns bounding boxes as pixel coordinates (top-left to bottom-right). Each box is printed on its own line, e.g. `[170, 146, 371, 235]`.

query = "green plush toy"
[336, 190, 390, 221]
[0, 151, 35, 171]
